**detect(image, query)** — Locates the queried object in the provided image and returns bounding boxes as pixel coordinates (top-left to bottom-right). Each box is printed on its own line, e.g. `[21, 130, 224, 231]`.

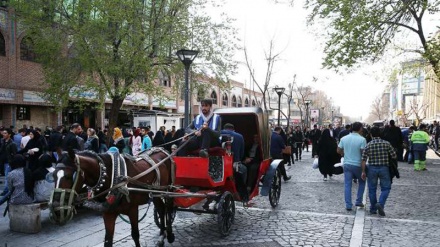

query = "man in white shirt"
[20, 129, 31, 149]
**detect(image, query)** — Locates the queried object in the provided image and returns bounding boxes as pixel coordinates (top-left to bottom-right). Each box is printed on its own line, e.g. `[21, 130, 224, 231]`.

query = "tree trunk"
[106, 97, 124, 146]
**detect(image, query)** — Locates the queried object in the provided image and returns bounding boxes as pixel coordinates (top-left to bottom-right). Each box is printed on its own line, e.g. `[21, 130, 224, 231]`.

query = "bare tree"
[292, 80, 314, 128]
[244, 39, 283, 113]
[404, 96, 431, 126]
[370, 96, 383, 120]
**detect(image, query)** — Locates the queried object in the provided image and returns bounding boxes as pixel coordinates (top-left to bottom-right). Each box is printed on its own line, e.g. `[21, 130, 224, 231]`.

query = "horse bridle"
[49, 153, 107, 225]
[49, 155, 81, 225]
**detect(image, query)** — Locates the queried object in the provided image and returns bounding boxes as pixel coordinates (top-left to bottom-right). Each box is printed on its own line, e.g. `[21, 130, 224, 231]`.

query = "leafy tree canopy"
[10, 0, 238, 131]
[305, 0, 440, 79]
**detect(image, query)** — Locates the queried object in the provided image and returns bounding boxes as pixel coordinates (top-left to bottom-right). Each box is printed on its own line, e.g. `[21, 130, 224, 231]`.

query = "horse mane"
[77, 150, 109, 167]
[78, 150, 100, 159]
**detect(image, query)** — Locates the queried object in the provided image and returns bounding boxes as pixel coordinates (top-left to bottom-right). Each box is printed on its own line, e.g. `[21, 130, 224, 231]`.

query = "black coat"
[48, 131, 63, 152]
[19, 134, 43, 171]
[317, 129, 341, 176]
[310, 129, 321, 143]
[62, 132, 80, 151]
[383, 126, 403, 149]
[153, 131, 165, 146]
[111, 138, 125, 153]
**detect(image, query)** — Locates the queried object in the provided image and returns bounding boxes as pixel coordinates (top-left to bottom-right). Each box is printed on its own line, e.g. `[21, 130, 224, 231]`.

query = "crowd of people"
[0, 123, 185, 208]
[0, 111, 434, 218]
[287, 119, 430, 216]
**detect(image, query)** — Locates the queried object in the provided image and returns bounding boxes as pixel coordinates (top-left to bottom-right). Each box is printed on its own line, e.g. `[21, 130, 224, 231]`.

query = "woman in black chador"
[316, 129, 343, 181]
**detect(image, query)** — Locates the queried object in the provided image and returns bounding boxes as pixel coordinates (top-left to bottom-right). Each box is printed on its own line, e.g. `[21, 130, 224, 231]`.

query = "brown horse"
[49, 149, 175, 247]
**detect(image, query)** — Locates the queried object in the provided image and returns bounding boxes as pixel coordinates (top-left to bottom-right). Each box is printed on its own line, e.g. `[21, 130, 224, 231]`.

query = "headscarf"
[113, 127, 123, 140]
[11, 154, 34, 197]
[33, 153, 53, 181]
[134, 129, 141, 137]
[31, 129, 41, 141]
[319, 129, 333, 146]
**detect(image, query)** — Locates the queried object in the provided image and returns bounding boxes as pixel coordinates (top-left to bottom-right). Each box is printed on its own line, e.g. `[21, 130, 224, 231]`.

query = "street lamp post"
[305, 100, 311, 128]
[320, 106, 324, 126]
[331, 109, 334, 125]
[176, 49, 199, 127]
[273, 87, 285, 126]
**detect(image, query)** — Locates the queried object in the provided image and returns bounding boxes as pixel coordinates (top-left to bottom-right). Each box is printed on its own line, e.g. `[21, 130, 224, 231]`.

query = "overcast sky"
[208, 0, 439, 120]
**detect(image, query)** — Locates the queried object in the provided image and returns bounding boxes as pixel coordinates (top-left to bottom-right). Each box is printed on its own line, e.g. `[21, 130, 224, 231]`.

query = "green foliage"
[306, 0, 440, 80]
[10, 0, 238, 127]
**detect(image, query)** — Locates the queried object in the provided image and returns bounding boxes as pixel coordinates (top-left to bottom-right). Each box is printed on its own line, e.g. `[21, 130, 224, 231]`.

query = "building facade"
[0, 7, 264, 131]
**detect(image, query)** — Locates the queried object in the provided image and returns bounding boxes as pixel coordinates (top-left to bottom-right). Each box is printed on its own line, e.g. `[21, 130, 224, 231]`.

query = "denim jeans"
[367, 165, 391, 212]
[2, 163, 11, 194]
[343, 164, 366, 209]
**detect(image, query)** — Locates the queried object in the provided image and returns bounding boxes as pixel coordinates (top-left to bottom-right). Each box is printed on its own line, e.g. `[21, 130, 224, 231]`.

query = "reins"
[86, 130, 196, 200]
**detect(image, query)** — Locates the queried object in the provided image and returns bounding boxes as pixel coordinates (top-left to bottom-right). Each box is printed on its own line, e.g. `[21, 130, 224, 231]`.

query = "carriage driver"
[178, 98, 221, 157]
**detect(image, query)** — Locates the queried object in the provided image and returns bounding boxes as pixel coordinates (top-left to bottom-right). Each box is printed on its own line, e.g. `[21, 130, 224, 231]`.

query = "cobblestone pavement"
[0, 147, 439, 247]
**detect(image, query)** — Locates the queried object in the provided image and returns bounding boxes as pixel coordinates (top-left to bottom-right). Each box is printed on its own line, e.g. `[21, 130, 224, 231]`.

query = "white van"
[372, 120, 386, 127]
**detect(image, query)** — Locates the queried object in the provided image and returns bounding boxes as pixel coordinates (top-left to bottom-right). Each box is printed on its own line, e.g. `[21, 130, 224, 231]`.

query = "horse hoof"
[167, 233, 175, 243]
[156, 241, 165, 247]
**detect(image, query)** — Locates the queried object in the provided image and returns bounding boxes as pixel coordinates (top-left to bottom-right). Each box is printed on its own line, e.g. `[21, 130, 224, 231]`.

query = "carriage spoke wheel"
[154, 206, 177, 228]
[269, 168, 282, 208]
[217, 191, 235, 236]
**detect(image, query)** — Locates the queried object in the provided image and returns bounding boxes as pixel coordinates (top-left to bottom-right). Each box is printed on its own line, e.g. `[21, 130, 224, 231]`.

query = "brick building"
[0, 7, 58, 129]
[0, 6, 263, 131]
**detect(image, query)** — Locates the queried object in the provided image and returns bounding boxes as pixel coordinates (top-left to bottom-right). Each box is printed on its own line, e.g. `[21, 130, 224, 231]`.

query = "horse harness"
[87, 148, 175, 200]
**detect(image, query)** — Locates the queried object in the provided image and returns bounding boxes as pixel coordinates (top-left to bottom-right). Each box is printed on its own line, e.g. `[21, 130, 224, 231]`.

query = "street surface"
[0, 148, 439, 247]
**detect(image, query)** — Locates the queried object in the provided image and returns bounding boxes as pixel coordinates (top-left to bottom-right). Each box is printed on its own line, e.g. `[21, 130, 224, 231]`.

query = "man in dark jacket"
[338, 124, 352, 141]
[1, 128, 17, 196]
[49, 126, 64, 160]
[383, 120, 403, 161]
[270, 126, 291, 181]
[310, 124, 321, 157]
[292, 126, 304, 161]
[62, 123, 82, 151]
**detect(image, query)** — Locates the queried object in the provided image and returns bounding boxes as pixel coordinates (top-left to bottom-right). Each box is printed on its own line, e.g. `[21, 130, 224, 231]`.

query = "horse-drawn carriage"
[49, 107, 284, 247]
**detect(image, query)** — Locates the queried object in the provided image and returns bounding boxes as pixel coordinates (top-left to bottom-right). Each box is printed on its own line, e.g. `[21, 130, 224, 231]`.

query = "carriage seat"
[188, 147, 225, 157]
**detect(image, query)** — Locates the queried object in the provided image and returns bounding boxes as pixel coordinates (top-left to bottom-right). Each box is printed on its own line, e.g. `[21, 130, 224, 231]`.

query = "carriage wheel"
[154, 206, 177, 228]
[269, 168, 282, 208]
[217, 191, 235, 236]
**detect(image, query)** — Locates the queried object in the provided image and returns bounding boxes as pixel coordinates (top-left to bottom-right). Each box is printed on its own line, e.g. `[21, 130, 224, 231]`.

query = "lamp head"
[273, 87, 285, 96]
[176, 49, 199, 67]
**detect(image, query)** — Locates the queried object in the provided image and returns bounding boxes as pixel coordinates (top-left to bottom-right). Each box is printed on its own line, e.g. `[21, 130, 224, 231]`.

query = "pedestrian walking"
[383, 120, 403, 161]
[410, 124, 430, 171]
[309, 124, 321, 157]
[0, 128, 18, 196]
[303, 127, 310, 152]
[316, 129, 343, 181]
[337, 122, 367, 211]
[84, 128, 100, 153]
[361, 126, 397, 216]
[270, 126, 291, 182]
[292, 126, 304, 161]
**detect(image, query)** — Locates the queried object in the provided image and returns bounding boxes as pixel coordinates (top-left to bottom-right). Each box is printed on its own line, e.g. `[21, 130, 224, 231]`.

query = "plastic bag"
[312, 158, 319, 169]
[334, 157, 344, 167]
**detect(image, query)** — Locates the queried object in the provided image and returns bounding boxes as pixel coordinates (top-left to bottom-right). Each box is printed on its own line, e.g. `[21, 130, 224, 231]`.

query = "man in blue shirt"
[337, 122, 367, 211]
[270, 126, 291, 181]
[179, 99, 221, 157]
[220, 123, 244, 162]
